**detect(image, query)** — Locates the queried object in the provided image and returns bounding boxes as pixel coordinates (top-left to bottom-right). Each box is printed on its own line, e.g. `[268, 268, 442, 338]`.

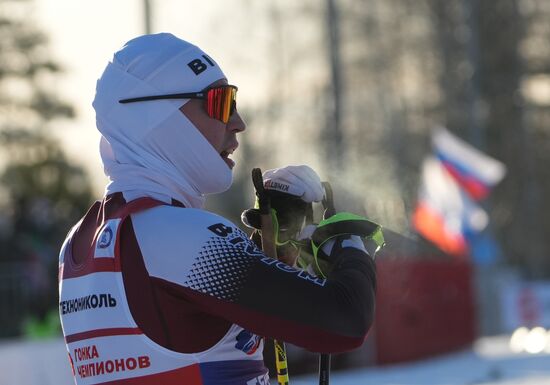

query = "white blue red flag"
[412, 157, 489, 256]
[432, 128, 506, 200]
[412, 128, 506, 257]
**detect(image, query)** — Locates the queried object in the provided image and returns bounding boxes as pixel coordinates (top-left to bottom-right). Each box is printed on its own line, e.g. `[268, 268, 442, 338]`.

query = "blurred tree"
[511, 0, 550, 277]
[429, 0, 549, 277]
[333, 0, 441, 234]
[0, 0, 93, 337]
[475, 1, 541, 274]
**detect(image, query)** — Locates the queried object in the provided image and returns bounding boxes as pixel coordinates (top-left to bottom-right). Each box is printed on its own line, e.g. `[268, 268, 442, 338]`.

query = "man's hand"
[242, 165, 324, 266]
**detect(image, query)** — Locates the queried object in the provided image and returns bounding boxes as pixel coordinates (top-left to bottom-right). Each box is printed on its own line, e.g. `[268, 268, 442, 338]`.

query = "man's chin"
[222, 157, 235, 169]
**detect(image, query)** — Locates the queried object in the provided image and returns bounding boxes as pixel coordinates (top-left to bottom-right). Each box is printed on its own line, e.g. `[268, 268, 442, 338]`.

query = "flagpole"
[144, 0, 153, 34]
[464, 0, 482, 149]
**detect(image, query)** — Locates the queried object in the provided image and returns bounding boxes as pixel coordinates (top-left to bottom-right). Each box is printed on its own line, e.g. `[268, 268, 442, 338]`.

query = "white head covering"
[93, 33, 232, 208]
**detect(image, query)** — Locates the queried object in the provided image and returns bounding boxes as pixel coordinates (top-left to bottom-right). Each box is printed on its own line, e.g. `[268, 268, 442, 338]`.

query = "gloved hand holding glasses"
[241, 165, 323, 265]
[241, 165, 385, 273]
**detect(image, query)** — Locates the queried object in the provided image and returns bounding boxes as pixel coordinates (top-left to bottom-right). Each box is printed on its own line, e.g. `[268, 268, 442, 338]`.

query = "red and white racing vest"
[59, 197, 268, 385]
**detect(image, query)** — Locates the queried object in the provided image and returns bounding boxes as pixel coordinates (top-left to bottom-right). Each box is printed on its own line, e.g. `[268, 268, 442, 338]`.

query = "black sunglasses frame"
[118, 84, 238, 104]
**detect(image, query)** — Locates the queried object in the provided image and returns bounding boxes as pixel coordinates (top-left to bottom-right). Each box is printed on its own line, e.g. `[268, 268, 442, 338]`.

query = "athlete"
[58, 33, 377, 385]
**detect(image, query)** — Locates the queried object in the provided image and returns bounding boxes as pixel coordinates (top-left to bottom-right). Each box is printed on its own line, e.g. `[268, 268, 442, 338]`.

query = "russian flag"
[412, 157, 489, 256]
[432, 128, 506, 201]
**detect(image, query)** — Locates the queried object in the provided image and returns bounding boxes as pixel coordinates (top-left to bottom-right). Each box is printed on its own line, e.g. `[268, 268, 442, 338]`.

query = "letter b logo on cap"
[187, 54, 215, 75]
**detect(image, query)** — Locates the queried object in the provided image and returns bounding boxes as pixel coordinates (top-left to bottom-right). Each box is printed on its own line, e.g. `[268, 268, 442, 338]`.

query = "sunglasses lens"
[206, 86, 237, 123]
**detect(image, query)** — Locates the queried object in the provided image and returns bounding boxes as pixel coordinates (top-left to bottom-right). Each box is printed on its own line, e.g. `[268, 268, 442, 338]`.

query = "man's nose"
[228, 111, 246, 132]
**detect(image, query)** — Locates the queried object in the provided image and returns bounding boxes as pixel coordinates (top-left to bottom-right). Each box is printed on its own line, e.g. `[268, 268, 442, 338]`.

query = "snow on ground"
[293, 336, 550, 385]
[1, 335, 550, 385]
[0, 338, 73, 385]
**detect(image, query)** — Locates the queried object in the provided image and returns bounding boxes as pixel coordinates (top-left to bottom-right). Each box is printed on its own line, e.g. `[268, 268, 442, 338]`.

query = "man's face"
[179, 79, 246, 170]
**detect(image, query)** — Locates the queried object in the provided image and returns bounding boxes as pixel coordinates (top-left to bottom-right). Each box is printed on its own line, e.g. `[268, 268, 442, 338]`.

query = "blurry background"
[1, 0, 550, 383]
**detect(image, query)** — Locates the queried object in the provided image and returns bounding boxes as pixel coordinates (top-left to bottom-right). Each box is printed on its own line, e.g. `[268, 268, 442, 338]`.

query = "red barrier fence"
[374, 257, 476, 364]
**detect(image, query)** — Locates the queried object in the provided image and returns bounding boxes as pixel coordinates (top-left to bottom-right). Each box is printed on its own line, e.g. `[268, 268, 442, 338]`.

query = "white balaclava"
[93, 33, 232, 208]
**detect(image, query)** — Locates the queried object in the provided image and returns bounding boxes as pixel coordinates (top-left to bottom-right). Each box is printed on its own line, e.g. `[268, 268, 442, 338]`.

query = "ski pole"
[252, 168, 290, 385]
[319, 353, 331, 385]
[318, 181, 335, 385]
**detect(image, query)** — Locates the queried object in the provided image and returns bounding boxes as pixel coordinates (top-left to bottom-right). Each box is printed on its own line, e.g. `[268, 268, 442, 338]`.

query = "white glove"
[263, 165, 324, 203]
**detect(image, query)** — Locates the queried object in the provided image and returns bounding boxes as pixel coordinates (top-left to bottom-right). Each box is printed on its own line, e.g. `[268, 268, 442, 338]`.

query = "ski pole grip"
[322, 182, 336, 219]
[252, 168, 270, 215]
[251, 168, 277, 259]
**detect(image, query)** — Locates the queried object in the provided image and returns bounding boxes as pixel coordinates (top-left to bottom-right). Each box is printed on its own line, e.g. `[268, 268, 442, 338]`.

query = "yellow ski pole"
[252, 168, 290, 385]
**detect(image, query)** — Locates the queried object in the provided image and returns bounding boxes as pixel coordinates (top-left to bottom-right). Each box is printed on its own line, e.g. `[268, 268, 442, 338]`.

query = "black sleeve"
[179, 223, 376, 354]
